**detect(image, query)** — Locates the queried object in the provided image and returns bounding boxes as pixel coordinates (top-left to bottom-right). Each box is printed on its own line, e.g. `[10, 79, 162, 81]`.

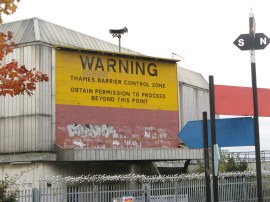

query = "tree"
[194, 150, 248, 173]
[0, 0, 18, 24]
[226, 157, 248, 172]
[0, 0, 48, 97]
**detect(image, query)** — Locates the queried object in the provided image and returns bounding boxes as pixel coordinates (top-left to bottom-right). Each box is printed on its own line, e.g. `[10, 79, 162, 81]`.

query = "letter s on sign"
[238, 38, 245, 47]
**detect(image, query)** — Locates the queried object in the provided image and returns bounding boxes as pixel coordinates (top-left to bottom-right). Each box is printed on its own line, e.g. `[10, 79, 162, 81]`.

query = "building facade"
[0, 18, 207, 186]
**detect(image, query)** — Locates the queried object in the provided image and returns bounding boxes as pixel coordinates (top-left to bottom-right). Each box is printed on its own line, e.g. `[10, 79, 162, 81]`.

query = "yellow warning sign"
[56, 49, 178, 111]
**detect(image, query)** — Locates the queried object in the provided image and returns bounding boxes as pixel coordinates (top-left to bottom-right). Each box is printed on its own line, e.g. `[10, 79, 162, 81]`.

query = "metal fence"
[225, 150, 270, 162]
[16, 172, 270, 202]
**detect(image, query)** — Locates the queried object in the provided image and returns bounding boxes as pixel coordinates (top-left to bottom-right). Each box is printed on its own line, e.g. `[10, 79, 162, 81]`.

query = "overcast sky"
[3, 0, 270, 151]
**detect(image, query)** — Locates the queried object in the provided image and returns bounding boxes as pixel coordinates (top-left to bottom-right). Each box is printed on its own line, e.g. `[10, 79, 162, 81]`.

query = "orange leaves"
[0, 0, 48, 97]
[0, 59, 49, 96]
[0, 31, 15, 61]
[0, 0, 20, 24]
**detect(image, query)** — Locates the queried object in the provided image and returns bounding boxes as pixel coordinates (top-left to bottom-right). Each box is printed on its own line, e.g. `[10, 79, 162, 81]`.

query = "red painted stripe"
[56, 105, 179, 148]
[215, 85, 270, 117]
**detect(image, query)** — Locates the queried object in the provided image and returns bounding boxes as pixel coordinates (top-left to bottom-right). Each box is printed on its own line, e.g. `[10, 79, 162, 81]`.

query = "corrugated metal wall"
[178, 84, 210, 130]
[0, 45, 53, 153]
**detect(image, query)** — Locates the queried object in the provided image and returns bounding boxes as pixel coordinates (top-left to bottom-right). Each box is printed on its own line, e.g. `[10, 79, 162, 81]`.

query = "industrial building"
[0, 18, 209, 187]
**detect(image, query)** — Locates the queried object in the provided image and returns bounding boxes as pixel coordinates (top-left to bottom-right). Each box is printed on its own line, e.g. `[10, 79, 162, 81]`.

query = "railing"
[16, 172, 270, 202]
[226, 150, 270, 162]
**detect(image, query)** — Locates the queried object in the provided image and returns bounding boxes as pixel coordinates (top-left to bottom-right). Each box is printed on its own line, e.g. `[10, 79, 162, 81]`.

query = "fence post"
[32, 188, 40, 202]
[142, 183, 150, 202]
[174, 181, 178, 202]
[94, 185, 99, 202]
[243, 177, 247, 201]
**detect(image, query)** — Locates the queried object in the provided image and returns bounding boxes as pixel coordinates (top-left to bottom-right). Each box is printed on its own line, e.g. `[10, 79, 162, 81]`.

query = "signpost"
[233, 12, 268, 202]
[233, 33, 270, 50]
[209, 75, 219, 202]
[214, 85, 270, 117]
[179, 117, 254, 149]
[202, 112, 211, 202]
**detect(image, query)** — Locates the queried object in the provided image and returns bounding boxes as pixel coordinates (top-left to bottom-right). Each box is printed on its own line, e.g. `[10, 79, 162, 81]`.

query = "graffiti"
[112, 139, 141, 148]
[62, 123, 172, 148]
[73, 140, 86, 148]
[67, 123, 118, 138]
[144, 127, 168, 139]
[125, 139, 141, 148]
[144, 131, 151, 138]
[57, 127, 66, 132]
[112, 140, 121, 146]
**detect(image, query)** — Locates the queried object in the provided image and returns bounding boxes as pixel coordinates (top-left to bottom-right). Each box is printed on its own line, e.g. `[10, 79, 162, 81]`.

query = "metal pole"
[249, 12, 263, 202]
[209, 75, 219, 202]
[203, 111, 211, 202]
[118, 35, 121, 53]
[32, 188, 40, 202]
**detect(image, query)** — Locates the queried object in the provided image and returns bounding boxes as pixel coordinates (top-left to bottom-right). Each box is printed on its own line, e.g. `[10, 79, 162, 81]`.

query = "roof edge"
[56, 45, 180, 63]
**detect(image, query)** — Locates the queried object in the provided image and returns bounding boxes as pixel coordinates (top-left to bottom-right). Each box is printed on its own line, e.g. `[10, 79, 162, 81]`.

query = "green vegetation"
[0, 175, 18, 202]
[195, 150, 248, 173]
[226, 156, 248, 172]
